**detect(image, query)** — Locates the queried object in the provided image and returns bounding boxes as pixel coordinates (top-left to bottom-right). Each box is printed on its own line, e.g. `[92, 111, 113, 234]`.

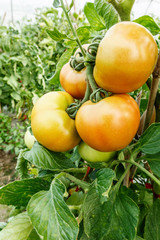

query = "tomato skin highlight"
[31, 91, 81, 152]
[78, 141, 116, 163]
[75, 94, 140, 152]
[60, 62, 87, 99]
[94, 22, 158, 93]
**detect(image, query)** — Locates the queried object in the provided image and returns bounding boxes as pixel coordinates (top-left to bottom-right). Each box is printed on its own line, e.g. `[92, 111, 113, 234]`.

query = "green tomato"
[78, 141, 116, 163]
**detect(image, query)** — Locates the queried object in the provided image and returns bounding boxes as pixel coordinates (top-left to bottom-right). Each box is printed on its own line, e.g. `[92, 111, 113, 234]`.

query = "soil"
[0, 150, 17, 221]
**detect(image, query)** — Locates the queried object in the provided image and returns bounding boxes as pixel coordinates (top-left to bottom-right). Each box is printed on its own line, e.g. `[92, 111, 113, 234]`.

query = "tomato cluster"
[31, 22, 158, 163]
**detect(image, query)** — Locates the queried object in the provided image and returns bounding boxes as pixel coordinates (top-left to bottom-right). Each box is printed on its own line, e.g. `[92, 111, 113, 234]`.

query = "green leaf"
[16, 150, 29, 179]
[11, 92, 21, 101]
[46, 28, 72, 41]
[49, 47, 73, 84]
[136, 237, 144, 240]
[134, 15, 160, 36]
[96, 168, 115, 203]
[144, 199, 160, 240]
[83, 188, 139, 239]
[27, 229, 41, 240]
[66, 191, 84, 206]
[94, 0, 119, 29]
[53, 0, 60, 8]
[0, 213, 33, 240]
[0, 177, 50, 207]
[135, 123, 160, 154]
[27, 178, 78, 240]
[84, 3, 106, 31]
[144, 152, 160, 178]
[6, 75, 18, 90]
[23, 142, 75, 171]
[77, 26, 92, 42]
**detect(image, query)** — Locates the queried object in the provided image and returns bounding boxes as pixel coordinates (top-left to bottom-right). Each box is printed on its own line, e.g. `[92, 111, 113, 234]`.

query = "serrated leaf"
[6, 75, 18, 90]
[77, 26, 92, 42]
[0, 177, 50, 207]
[23, 142, 75, 171]
[144, 199, 160, 240]
[49, 47, 73, 84]
[143, 152, 160, 177]
[16, 150, 29, 179]
[27, 178, 78, 240]
[83, 188, 139, 240]
[134, 15, 160, 36]
[0, 213, 33, 240]
[11, 92, 21, 101]
[102, 193, 139, 240]
[96, 168, 115, 203]
[46, 28, 71, 41]
[53, 0, 60, 8]
[84, 3, 106, 31]
[94, 0, 119, 29]
[135, 123, 160, 154]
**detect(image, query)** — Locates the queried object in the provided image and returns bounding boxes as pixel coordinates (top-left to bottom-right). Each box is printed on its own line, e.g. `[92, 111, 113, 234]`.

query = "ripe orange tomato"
[94, 22, 158, 93]
[60, 62, 87, 99]
[75, 94, 140, 152]
[31, 91, 81, 152]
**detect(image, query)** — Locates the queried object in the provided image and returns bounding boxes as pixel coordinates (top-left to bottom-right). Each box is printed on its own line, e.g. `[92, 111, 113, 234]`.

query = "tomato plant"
[60, 62, 87, 99]
[76, 94, 140, 152]
[31, 91, 80, 152]
[0, 1, 160, 240]
[78, 141, 116, 163]
[94, 21, 158, 93]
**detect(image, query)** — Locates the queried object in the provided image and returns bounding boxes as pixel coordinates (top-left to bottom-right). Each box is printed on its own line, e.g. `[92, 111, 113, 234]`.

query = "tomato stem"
[60, 0, 86, 57]
[86, 65, 108, 103]
[128, 159, 160, 187]
[64, 173, 89, 192]
[107, 0, 135, 21]
[113, 163, 132, 191]
[55, 172, 89, 192]
[143, 52, 160, 132]
[86, 65, 98, 92]
[62, 167, 88, 173]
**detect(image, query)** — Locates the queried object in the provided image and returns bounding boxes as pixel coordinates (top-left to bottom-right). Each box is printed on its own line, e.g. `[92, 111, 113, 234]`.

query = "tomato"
[78, 141, 116, 163]
[75, 94, 140, 152]
[60, 62, 86, 99]
[94, 22, 158, 93]
[24, 129, 36, 149]
[31, 91, 81, 152]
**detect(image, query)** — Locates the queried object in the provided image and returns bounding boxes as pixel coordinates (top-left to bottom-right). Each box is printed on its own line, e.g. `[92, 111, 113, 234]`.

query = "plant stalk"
[56, 171, 89, 192]
[129, 159, 160, 186]
[60, 0, 86, 57]
[143, 52, 160, 132]
[64, 172, 89, 192]
[114, 163, 132, 191]
[107, 0, 135, 21]
[86, 65, 98, 92]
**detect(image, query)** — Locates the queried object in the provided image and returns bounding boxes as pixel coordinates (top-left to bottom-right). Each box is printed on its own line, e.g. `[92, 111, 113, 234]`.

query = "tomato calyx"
[66, 80, 91, 119]
[85, 35, 103, 64]
[69, 36, 103, 72]
[70, 51, 86, 72]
